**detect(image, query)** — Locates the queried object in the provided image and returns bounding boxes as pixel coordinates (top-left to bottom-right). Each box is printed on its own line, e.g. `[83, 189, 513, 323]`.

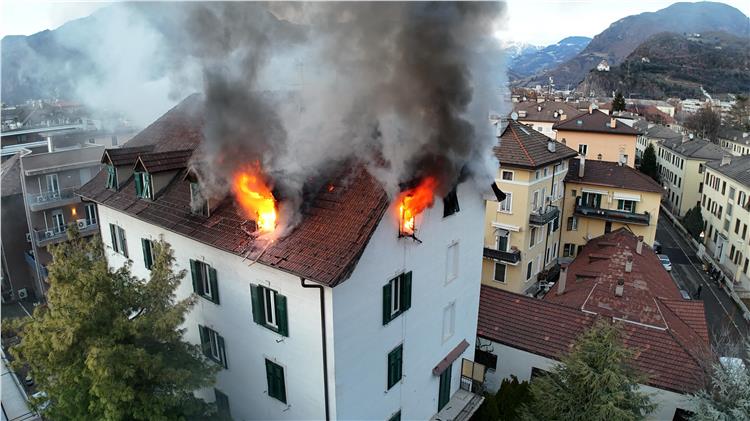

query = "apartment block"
[634, 122, 681, 165]
[560, 157, 663, 260]
[553, 109, 640, 167]
[717, 126, 750, 157]
[700, 155, 750, 296]
[512, 101, 579, 139]
[482, 119, 577, 295]
[656, 137, 724, 217]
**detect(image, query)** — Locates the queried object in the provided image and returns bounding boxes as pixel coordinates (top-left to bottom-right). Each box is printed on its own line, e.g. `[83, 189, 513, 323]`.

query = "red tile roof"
[78, 95, 390, 287]
[495, 120, 578, 169]
[566, 158, 664, 194]
[478, 285, 709, 394]
[553, 109, 641, 135]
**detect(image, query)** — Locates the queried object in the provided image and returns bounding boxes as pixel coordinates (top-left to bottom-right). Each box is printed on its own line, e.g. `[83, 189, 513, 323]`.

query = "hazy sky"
[3, 0, 750, 45]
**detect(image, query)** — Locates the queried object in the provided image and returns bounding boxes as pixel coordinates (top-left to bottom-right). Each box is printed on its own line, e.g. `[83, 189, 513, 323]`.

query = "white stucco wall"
[331, 180, 486, 420]
[481, 339, 694, 421]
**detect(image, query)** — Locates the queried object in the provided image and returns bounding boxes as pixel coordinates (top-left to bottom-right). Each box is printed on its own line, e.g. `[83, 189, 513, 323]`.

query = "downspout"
[542, 162, 557, 270]
[300, 278, 330, 421]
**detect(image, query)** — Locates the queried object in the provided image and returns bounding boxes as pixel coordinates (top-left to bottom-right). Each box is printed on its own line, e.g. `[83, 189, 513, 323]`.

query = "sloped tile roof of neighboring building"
[103, 145, 155, 166]
[1, 153, 23, 196]
[717, 126, 750, 143]
[78, 94, 390, 287]
[553, 109, 641, 135]
[495, 120, 578, 169]
[566, 159, 664, 193]
[661, 138, 725, 161]
[136, 150, 194, 173]
[513, 101, 580, 123]
[641, 124, 682, 141]
[705, 155, 750, 188]
[479, 283, 708, 394]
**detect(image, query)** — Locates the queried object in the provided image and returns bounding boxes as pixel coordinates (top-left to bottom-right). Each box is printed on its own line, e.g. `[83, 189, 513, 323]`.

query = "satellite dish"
[511, 112, 519, 121]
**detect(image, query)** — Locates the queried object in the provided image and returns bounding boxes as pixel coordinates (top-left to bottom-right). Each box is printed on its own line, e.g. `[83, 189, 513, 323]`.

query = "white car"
[658, 254, 672, 272]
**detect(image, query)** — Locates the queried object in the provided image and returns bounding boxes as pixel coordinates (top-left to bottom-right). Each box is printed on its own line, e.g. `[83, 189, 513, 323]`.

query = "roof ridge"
[482, 285, 598, 316]
[508, 123, 536, 166]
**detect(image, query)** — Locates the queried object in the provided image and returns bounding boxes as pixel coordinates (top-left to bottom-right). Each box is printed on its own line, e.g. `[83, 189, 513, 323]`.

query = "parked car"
[658, 254, 672, 272]
[653, 240, 662, 254]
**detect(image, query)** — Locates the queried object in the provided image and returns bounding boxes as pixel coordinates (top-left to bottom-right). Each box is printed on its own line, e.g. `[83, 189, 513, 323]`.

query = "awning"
[613, 192, 642, 202]
[491, 222, 520, 232]
[433, 339, 469, 376]
[581, 188, 609, 195]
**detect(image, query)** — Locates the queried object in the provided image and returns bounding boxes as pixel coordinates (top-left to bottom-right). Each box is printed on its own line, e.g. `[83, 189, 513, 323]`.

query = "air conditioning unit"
[77, 219, 87, 229]
[17, 288, 28, 299]
[45, 230, 54, 238]
[25, 233, 31, 242]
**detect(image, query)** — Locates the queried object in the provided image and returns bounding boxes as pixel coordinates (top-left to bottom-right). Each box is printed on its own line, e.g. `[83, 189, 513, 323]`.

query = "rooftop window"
[134, 172, 152, 199]
[190, 182, 210, 217]
[105, 165, 117, 190]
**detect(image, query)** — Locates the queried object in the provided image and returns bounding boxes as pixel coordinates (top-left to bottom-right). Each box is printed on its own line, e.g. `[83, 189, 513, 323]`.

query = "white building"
[78, 96, 489, 420]
[681, 99, 706, 114]
[596, 60, 610, 72]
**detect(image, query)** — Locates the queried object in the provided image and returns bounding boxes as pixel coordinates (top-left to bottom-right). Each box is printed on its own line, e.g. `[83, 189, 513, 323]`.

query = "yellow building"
[554, 109, 639, 167]
[560, 157, 663, 259]
[482, 119, 578, 294]
[700, 155, 750, 296]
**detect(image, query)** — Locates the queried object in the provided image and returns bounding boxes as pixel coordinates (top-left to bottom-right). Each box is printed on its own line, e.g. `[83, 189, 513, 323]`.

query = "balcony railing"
[28, 186, 79, 210]
[574, 203, 650, 226]
[483, 247, 521, 264]
[529, 206, 559, 226]
[33, 220, 98, 246]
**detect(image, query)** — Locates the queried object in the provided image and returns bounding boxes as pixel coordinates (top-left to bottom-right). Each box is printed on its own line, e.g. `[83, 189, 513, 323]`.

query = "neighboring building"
[512, 101, 580, 139]
[482, 119, 577, 295]
[717, 126, 750, 157]
[681, 99, 705, 114]
[657, 137, 724, 217]
[560, 157, 663, 259]
[701, 155, 750, 297]
[596, 60, 610, 72]
[635, 123, 682, 165]
[477, 229, 708, 421]
[630, 99, 676, 118]
[78, 96, 488, 420]
[553, 109, 640, 167]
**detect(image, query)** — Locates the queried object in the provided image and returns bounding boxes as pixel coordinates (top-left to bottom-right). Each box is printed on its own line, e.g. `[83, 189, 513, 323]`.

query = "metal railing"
[529, 206, 560, 226]
[574, 202, 650, 225]
[28, 186, 79, 206]
[33, 221, 98, 244]
[483, 247, 521, 264]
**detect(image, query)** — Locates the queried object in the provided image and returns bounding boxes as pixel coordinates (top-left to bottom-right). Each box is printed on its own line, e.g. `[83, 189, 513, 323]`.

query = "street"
[656, 214, 750, 347]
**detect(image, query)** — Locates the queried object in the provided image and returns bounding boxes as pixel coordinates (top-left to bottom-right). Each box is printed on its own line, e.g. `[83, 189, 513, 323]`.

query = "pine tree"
[682, 204, 705, 240]
[10, 232, 219, 420]
[690, 340, 750, 421]
[521, 320, 655, 421]
[613, 92, 626, 112]
[639, 143, 658, 181]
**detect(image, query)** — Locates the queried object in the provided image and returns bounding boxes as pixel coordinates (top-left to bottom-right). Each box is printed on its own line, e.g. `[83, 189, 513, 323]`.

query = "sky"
[2, 0, 750, 45]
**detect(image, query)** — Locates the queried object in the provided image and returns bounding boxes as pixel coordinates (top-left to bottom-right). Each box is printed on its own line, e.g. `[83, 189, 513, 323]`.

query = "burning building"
[78, 95, 491, 419]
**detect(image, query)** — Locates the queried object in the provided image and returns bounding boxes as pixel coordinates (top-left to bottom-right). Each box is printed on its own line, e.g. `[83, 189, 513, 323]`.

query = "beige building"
[717, 127, 750, 157]
[513, 101, 580, 139]
[634, 122, 682, 166]
[482, 119, 577, 295]
[554, 109, 640, 167]
[560, 158, 663, 259]
[700, 155, 750, 296]
[657, 137, 724, 218]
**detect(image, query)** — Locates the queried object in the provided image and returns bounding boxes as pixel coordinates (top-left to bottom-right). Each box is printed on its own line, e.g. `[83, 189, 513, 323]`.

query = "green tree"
[690, 340, 750, 421]
[682, 204, 705, 240]
[520, 320, 655, 421]
[612, 91, 626, 112]
[639, 143, 658, 181]
[495, 375, 531, 420]
[10, 232, 219, 420]
[728, 94, 750, 131]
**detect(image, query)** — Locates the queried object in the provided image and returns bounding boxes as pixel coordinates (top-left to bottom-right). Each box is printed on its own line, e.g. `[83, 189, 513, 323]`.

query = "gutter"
[300, 278, 330, 421]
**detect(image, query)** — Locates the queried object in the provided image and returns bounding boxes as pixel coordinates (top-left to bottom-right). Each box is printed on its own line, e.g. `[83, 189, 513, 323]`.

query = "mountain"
[578, 31, 750, 99]
[508, 36, 591, 80]
[520, 2, 750, 88]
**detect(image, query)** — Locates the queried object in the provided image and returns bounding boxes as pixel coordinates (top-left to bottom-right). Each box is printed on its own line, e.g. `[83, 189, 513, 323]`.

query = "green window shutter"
[387, 345, 403, 389]
[388, 411, 401, 421]
[217, 335, 227, 369]
[277, 364, 287, 403]
[275, 293, 289, 337]
[266, 359, 286, 403]
[119, 227, 128, 258]
[250, 285, 264, 324]
[190, 260, 200, 294]
[265, 360, 274, 397]
[382, 283, 392, 325]
[214, 389, 230, 419]
[198, 325, 208, 357]
[401, 272, 412, 312]
[141, 239, 152, 270]
[134, 172, 143, 197]
[109, 224, 118, 253]
[209, 267, 220, 304]
[144, 173, 152, 199]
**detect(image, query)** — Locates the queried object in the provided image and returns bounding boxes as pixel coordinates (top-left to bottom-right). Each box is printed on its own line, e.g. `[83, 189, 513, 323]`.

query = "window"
[109, 224, 128, 257]
[191, 260, 220, 304]
[742, 224, 747, 240]
[493, 263, 507, 283]
[535, 170, 540, 179]
[265, 359, 286, 403]
[388, 411, 402, 421]
[563, 243, 576, 258]
[190, 182, 210, 217]
[387, 344, 403, 389]
[501, 170, 513, 181]
[45, 174, 60, 193]
[578, 144, 588, 156]
[141, 239, 155, 270]
[251, 285, 289, 336]
[446, 242, 459, 283]
[529, 227, 538, 248]
[106, 165, 117, 189]
[728, 186, 736, 200]
[134, 172, 153, 199]
[543, 167, 548, 177]
[51, 209, 65, 233]
[570, 189, 577, 197]
[443, 187, 460, 217]
[526, 261, 533, 280]
[727, 203, 733, 216]
[84, 203, 97, 226]
[442, 302, 455, 341]
[532, 190, 540, 210]
[382, 272, 412, 325]
[596, 153, 603, 160]
[567, 216, 578, 231]
[199, 325, 227, 368]
[580, 192, 602, 208]
[498, 193, 512, 213]
[722, 181, 726, 195]
[215, 389, 230, 419]
[617, 200, 636, 213]
[496, 232, 509, 251]
[735, 219, 741, 234]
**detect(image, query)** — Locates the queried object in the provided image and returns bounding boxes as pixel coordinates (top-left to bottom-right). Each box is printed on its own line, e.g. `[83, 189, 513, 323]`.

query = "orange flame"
[232, 166, 277, 233]
[397, 176, 438, 236]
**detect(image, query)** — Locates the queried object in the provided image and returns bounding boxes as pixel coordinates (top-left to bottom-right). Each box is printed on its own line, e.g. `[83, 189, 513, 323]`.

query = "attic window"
[190, 182, 210, 217]
[443, 186, 460, 217]
[134, 172, 153, 199]
[105, 165, 117, 190]
[576, 120, 583, 125]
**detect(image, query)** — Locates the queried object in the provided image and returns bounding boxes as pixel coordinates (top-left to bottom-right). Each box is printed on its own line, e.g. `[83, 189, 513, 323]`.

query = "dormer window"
[190, 182, 210, 217]
[106, 165, 117, 190]
[134, 172, 153, 199]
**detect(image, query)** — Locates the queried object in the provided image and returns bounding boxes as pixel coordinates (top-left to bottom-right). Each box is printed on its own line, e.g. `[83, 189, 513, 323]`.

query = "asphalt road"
[656, 214, 749, 347]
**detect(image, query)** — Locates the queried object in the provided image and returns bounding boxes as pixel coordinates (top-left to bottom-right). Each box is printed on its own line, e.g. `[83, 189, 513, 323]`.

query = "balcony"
[483, 247, 521, 264]
[574, 203, 650, 226]
[28, 186, 80, 211]
[34, 220, 99, 247]
[529, 206, 559, 226]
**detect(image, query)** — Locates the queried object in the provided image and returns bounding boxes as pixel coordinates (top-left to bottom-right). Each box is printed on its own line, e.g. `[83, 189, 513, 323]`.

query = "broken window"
[443, 186, 460, 217]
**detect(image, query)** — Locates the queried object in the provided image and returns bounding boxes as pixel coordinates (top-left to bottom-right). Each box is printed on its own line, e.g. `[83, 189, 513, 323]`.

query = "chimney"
[547, 139, 556, 153]
[721, 155, 732, 166]
[615, 278, 624, 297]
[557, 263, 569, 295]
[610, 117, 617, 128]
[560, 113, 567, 121]
[588, 104, 594, 114]
[578, 155, 585, 178]
[625, 256, 633, 273]
[636, 236, 643, 255]
[537, 105, 542, 112]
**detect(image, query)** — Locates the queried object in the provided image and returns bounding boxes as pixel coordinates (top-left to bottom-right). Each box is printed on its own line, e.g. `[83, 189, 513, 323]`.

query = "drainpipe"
[300, 278, 330, 421]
